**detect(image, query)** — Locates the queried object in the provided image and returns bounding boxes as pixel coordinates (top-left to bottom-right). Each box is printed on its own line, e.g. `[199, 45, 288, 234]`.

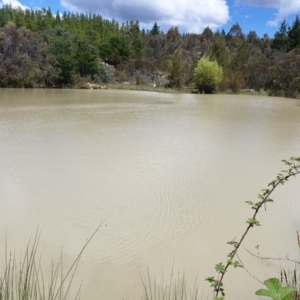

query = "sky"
[1, 0, 300, 38]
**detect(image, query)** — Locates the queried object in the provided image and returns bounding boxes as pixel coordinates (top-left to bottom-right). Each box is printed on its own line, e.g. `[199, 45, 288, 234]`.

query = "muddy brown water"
[0, 89, 300, 300]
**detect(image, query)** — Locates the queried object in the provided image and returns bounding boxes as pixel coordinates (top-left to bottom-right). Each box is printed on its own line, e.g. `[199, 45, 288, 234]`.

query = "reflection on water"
[0, 89, 300, 299]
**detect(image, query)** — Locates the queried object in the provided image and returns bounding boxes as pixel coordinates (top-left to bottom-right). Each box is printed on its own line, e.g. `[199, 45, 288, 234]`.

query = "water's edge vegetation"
[1, 6, 300, 98]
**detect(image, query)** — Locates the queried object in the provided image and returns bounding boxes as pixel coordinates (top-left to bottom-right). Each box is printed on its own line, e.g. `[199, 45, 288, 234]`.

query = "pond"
[0, 89, 300, 300]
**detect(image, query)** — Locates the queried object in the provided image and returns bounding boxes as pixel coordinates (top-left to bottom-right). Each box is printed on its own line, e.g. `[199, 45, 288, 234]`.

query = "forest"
[1, 4, 300, 97]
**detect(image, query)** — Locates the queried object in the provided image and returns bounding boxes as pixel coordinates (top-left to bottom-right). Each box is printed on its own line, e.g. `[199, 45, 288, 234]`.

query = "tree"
[208, 35, 229, 69]
[99, 36, 130, 65]
[0, 22, 58, 87]
[48, 27, 77, 86]
[271, 19, 288, 52]
[166, 26, 182, 52]
[225, 39, 251, 93]
[96, 63, 114, 83]
[287, 15, 300, 51]
[266, 48, 300, 98]
[150, 22, 160, 35]
[75, 39, 99, 76]
[167, 27, 181, 43]
[244, 56, 272, 91]
[247, 30, 261, 48]
[201, 27, 213, 42]
[131, 32, 143, 57]
[227, 22, 244, 39]
[168, 48, 184, 88]
[193, 57, 223, 93]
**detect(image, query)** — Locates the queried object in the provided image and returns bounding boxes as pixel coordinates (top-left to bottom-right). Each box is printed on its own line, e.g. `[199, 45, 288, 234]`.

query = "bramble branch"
[206, 156, 300, 298]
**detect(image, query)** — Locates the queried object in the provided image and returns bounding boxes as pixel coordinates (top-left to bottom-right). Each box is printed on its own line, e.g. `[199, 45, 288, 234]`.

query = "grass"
[0, 225, 101, 300]
[279, 232, 300, 300]
[2, 225, 298, 300]
[138, 267, 200, 300]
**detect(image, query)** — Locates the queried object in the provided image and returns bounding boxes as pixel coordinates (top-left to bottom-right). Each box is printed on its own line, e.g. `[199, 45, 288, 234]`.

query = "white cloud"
[0, 0, 29, 9]
[235, 0, 300, 26]
[60, 0, 230, 33]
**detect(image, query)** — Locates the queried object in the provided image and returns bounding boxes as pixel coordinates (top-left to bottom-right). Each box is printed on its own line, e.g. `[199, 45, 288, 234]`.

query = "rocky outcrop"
[83, 82, 107, 89]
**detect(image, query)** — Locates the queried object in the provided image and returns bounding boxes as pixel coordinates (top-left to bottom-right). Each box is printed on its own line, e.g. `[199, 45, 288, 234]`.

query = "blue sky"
[1, 0, 300, 38]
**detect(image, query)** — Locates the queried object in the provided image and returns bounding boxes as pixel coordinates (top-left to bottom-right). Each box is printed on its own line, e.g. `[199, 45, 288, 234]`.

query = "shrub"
[193, 57, 223, 94]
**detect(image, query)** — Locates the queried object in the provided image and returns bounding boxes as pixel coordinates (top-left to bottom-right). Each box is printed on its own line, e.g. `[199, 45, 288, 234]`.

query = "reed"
[138, 268, 200, 300]
[279, 232, 300, 300]
[0, 225, 101, 300]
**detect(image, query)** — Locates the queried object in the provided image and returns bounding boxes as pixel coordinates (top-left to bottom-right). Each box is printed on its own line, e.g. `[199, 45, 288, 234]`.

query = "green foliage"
[233, 40, 251, 70]
[168, 49, 184, 88]
[255, 278, 297, 300]
[288, 15, 300, 51]
[266, 48, 300, 98]
[150, 22, 160, 35]
[247, 30, 262, 48]
[246, 217, 261, 226]
[131, 30, 143, 58]
[75, 39, 99, 76]
[208, 36, 229, 69]
[206, 157, 300, 298]
[244, 57, 272, 91]
[272, 20, 289, 52]
[97, 63, 114, 83]
[1, 5, 300, 92]
[99, 36, 130, 65]
[193, 57, 223, 93]
[48, 27, 77, 86]
[227, 22, 244, 40]
[0, 22, 58, 87]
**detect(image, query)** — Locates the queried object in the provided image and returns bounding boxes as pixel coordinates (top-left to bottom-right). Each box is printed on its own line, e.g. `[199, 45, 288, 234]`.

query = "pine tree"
[271, 19, 288, 52]
[150, 22, 160, 35]
[288, 15, 300, 51]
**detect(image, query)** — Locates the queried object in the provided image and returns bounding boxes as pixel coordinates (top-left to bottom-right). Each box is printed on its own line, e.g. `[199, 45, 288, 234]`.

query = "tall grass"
[0, 225, 101, 300]
[138, 268, 200, 300]
[278, 231, 300, 300]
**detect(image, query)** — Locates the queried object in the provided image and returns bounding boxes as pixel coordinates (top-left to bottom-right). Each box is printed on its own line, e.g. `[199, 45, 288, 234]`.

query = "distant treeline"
[1, 4, 300, 97]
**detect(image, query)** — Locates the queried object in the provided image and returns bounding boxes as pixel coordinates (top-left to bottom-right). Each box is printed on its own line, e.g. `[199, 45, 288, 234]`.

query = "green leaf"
[279, 286, 297, 299]
[264, 278, 281, 293]
[255, 278, 297, 300]
[227, 240, 238, 247]
[265, 198, 274, 203]
[227, 250, 235, 258]
[246, 218, 261, 226]
[233, 261, 243, 268]
[215, 263, 226, 273]
[255, 288, 277, 298]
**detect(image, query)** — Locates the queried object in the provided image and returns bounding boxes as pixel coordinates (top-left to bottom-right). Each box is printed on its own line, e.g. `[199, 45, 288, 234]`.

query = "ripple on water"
[0, 91, 300, 300]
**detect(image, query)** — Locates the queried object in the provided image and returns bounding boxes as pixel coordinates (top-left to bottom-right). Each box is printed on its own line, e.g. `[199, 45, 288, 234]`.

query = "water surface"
[0, 89, 300, 299]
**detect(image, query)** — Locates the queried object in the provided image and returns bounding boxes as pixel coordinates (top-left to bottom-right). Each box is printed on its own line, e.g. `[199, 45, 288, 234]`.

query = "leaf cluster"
[256, 278, 297, 300]
[193, 57, 223, 93]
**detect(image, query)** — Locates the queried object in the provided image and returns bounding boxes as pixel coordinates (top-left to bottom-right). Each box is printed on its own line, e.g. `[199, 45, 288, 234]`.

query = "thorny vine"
[206, 156, 300, 299]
